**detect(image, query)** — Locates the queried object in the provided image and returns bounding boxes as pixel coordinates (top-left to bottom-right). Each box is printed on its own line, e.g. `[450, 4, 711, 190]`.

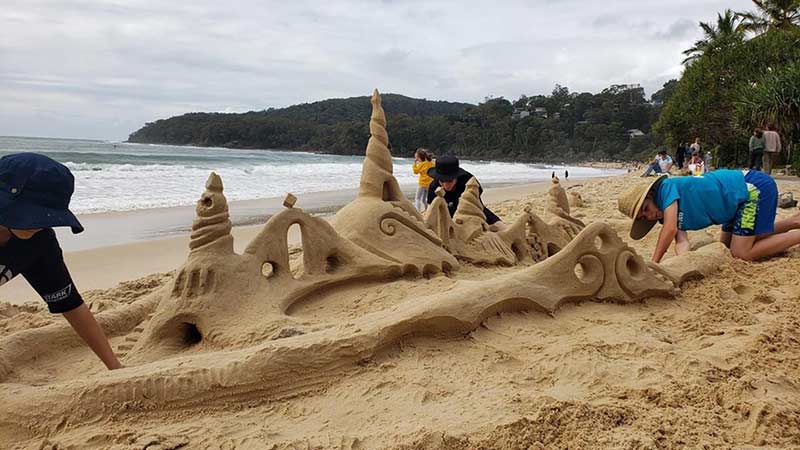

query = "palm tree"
[736, 0, 800, 35]
[682, 10, 743, 64]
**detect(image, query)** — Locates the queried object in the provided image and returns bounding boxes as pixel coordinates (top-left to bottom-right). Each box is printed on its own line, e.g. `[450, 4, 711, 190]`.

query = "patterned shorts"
[722, 170, 777, 236]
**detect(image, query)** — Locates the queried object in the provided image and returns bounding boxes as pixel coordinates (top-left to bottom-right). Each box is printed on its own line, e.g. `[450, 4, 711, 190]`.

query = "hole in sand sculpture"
[441, 261, 453, 275]
[201, 196, 213, 208]
[325, 254, 342, 274]
[574, 262, 586, 281]
[594, 236, 604, 252]
[180, 322, 203, 347]
[547, 243, 561, 257]
[422, 264, 439, 279]
[625, 255, 644, 279]
[288, 223, 305, 280]
[402, 264, 421, 280]
[261, 262, 276, 279]
[382, 181, 393, 202]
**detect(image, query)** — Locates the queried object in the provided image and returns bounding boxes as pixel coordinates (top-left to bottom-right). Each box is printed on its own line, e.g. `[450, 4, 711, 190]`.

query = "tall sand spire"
[189, 172, 233, 253]
[358, 89, 403, 201]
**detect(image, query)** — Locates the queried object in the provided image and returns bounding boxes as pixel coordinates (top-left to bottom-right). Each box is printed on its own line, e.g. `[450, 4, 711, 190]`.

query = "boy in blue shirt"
[619, 170, 800, 263]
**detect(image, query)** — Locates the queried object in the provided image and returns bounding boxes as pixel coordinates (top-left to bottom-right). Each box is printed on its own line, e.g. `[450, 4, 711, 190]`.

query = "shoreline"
[3, 178, 579, 305]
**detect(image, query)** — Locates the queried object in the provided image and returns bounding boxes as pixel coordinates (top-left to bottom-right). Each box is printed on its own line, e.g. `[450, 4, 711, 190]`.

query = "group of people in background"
[748, 124, 782, 174]
[642, 138, 709, 178]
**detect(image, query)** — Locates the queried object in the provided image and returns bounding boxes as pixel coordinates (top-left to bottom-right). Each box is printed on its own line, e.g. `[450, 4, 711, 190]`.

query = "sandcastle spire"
[357, 89, 403, 201]
[453, 177, 487, 224]
[189, 172, 234, 252]
[547, 176, 570, 216]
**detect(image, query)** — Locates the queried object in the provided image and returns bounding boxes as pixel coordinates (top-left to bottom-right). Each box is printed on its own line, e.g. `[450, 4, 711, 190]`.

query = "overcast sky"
[1, 0, 754, 140]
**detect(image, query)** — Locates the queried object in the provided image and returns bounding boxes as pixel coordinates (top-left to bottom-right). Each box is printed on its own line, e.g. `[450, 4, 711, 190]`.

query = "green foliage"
[682, 9, 744, 64]
[655, 28, 800, 167]
[129, 87, 663, 163]
[737, 0, 800, 34]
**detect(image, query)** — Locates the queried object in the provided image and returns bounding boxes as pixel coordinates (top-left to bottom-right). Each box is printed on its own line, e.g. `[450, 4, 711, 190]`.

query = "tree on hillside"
[682, 9, 743, 64]
[736, 0, 800, 35]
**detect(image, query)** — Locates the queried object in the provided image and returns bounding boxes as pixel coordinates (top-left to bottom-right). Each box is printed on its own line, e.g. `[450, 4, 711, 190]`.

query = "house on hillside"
[625, 129, 645, 138]
[511, 108, 530, 120]
[533, 107, 548, 118]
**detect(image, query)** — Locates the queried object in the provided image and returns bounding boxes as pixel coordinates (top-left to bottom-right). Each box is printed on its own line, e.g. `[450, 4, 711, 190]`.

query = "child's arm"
[63, 304, 123, 370]
[652, 202, 679, 263]
[412, 161, 421, 174]
[674, 230, 690, 255]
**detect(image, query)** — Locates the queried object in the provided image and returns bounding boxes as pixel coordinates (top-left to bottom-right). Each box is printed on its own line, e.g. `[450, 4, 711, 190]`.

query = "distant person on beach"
[762, 124, 782, 175]
[426, 155, 507, 230]
[412, 148, 435, 212]
[749, 128, 765, 171]
[0, 153, 122, 371]
[690, 138, 701, 155]
[675, 143, 686, 170]
[619, 169, 800, 263]
[641, 149, 673, 177]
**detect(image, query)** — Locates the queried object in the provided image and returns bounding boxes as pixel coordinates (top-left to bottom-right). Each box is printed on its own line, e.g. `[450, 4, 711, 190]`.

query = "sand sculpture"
[332, 90, 458, 277]
[132, 172, 406, 356]
[0, 89, 734, 440]
[423, 176, 587, 266]
[568, 190, 584, 208]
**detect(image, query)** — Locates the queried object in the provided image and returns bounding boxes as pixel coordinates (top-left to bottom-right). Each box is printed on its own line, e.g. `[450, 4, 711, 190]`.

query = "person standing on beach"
[690, 138, 701, 156]
[426, 155, 506, 230]
[0, 153, 122, 371]
[675, 143, 686, 170]
[412, 148, 435, 212]
[762, 124, 782, 175]
[618, 169, 800, 263]
[749, 128, 765, 171]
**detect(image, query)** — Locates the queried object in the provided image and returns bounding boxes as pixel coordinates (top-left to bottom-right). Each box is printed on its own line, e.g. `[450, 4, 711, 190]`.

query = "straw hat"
[618, 175, 667, 240]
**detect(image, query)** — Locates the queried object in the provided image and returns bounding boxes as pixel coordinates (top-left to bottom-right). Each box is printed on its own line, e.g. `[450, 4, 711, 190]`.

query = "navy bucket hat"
[0, 153, 84, 234]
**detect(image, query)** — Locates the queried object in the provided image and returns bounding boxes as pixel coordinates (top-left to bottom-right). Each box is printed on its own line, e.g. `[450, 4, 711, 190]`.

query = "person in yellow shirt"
[412, 148, 435, 212]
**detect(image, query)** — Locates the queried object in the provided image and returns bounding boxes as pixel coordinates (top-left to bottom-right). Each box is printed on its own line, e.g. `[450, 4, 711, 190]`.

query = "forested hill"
[129, 85, 672, 162]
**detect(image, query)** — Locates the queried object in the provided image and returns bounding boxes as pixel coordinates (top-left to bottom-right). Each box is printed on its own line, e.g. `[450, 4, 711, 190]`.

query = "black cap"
[0, 153, 84, 233]
[427, 155, 467, 182]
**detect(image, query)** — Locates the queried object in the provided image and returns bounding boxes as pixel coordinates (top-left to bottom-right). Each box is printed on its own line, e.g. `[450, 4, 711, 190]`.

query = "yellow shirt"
[412, 161, 435, 187]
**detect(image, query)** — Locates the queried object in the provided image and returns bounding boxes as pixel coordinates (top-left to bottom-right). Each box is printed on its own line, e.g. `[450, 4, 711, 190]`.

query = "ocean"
[0, 136, 622, 215]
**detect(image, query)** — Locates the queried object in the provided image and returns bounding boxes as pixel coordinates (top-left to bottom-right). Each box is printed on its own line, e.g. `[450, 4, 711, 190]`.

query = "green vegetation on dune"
[129, 87, 668, 163]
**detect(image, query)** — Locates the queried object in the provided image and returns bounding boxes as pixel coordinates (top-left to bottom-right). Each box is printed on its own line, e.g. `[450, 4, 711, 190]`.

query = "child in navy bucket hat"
[0, 152, 122, 370]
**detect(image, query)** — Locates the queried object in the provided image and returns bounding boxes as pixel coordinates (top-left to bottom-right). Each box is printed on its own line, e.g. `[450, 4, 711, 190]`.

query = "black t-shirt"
[425, 170, 501, 224]
[0, 228, 83, 313]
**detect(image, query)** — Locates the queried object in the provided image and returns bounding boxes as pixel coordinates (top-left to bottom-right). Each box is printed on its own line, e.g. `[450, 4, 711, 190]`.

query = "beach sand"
[2, 173, 800, 450]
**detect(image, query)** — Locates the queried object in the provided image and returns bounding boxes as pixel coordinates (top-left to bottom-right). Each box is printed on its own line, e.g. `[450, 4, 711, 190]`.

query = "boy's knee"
[730, 247, 756, 261]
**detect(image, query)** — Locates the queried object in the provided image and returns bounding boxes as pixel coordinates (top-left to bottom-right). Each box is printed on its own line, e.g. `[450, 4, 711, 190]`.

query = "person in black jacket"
[426, 155, 506, 230]
[0, 153, 122, 370]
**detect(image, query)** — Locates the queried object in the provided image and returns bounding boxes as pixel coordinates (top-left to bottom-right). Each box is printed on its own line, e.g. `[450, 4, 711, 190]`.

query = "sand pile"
[1, 91, 799, 450]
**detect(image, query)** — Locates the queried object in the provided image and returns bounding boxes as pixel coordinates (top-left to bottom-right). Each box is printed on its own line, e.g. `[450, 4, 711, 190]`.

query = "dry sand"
[2, 174, 800, 450]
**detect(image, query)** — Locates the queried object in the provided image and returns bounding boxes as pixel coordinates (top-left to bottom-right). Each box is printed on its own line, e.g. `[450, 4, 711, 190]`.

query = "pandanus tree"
[736, 0, 800, 35]
[682, 9, 743, 65]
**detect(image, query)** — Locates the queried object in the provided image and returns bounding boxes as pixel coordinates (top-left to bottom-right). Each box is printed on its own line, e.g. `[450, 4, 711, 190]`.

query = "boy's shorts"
[722, 170, 778, 236]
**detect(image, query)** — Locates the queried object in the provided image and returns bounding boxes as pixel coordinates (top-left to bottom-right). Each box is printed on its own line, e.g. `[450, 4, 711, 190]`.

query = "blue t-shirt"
[654, 170, 749, 230]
